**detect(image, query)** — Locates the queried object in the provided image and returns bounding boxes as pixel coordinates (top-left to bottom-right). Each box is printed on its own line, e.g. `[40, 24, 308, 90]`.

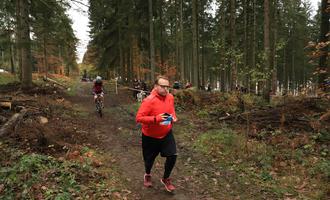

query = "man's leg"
[143, 150, 158, 174]
[142, 134, 160, 187]
[163, 155, 177, 179]
[160, 131, 177, 192]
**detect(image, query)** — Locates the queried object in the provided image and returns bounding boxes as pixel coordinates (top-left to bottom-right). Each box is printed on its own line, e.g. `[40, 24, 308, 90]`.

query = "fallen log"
[43, 76, 67, 89]
[0, 108, 27, 137]
[319, 110, 330, 121]
[0, 115, 6, 124]
[0, 101, 11, 110]
[0, 96, 12, 101]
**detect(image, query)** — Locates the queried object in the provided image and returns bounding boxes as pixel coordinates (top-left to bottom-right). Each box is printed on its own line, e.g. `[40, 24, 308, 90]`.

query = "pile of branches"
[217, 97, 330, 133]
[0, 96, 48, 137]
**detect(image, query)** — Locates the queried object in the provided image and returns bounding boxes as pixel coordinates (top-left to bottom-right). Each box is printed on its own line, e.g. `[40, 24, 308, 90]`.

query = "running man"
[136, 75, 178, 192]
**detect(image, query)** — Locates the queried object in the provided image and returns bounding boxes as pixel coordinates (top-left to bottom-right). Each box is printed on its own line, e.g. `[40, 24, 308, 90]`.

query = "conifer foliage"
[86, 0, 327, 95]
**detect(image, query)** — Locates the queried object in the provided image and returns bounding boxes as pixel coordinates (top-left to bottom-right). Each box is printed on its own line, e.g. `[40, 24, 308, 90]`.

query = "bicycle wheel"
[96, 100, 103, 117]
[99, 109, 103, 117]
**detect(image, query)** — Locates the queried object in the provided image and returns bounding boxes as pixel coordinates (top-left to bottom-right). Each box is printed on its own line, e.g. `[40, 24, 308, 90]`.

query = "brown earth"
[1, 81, 328, 199]
[0, 82, 217, 199]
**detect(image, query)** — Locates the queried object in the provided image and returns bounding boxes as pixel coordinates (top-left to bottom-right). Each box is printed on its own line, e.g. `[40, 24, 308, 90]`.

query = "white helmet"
[96, 76, 102, 81]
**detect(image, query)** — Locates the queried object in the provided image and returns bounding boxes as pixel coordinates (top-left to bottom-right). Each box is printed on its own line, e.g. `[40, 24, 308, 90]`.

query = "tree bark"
[43, 36, 48, 77]
[230, 0, 237, 91]
[159, 0, 164, 69]
[175, 0, 180, 79]
[271, 0, 278, 94]
[243, 0, 248, 82]
[15, 0, 22, 81]
[200, 3, 205, 87]
[18, 0, 32, 89]
[219, 2, 226, 92]
[192, 0, 199, 88]
[263, 0, 271, 100]
[148, 0, 155, 82]
[179, 0, 185, 81]
[318, 0, 329, 90]
[251, 0, 256, 93]
[10, 39, 15, 74]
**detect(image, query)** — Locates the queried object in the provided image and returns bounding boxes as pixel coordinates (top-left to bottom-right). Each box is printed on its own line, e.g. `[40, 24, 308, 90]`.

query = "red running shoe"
[160, 178, 175, 192]
[144, 174, 152, 187]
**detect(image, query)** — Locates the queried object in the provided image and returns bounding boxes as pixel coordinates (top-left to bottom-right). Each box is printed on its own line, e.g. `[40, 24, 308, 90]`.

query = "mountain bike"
[95, 94, 103, 117]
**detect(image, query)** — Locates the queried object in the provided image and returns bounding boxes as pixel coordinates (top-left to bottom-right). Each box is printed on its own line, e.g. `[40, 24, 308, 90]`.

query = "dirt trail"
[68, 82, 208, 200]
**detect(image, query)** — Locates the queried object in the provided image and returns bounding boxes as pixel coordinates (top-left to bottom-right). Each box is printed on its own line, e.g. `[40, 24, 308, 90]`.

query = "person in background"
[185, 81, 192, 89]
[207, 82, 212, 92]
[173, 81, 180, 89]
[133, 78, 140, 100]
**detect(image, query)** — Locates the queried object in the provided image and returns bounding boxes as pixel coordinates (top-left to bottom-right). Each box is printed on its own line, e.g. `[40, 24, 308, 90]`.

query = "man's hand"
[155, 113, 167, 122]
[156, 113, 177, 123]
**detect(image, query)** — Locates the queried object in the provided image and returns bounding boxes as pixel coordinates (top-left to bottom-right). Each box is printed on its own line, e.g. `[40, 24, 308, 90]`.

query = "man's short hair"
[154, 75, 169, 85]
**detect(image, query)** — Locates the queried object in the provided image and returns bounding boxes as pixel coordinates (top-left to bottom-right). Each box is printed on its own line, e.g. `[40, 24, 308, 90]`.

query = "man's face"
[155, 78, 170, 96]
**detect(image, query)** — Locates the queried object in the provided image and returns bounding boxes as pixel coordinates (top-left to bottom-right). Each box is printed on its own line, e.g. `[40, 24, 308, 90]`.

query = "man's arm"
[170, 95, 178, 122]
[136, 100, 165, 124]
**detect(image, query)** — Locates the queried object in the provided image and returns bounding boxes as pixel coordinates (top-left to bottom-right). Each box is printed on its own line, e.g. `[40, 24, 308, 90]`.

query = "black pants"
[142, 131, 177, 179]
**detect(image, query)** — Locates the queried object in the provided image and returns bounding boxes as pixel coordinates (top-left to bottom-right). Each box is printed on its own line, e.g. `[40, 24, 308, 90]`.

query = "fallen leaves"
[295, 180, 308, 190]
[66, 150, 103, 167]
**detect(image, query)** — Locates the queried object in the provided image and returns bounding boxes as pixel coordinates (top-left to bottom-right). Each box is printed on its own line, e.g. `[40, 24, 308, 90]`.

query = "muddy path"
[67, 82, 214, 200]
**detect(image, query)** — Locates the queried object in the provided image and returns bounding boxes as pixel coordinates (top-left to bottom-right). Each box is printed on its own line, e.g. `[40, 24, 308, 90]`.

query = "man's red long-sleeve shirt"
[136, 89, 177, 139]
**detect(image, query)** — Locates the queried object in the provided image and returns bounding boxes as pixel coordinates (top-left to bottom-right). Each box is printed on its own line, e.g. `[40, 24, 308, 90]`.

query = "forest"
[0, 0, 329, 199]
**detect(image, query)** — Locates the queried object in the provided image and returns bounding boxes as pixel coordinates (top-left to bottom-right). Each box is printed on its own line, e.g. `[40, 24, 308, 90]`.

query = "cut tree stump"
[0, 101, 11, 110]
[0, 108, 27, 137]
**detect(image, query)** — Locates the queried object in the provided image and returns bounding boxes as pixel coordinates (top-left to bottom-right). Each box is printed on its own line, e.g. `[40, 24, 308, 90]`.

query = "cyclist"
[93, 76, 104, 104]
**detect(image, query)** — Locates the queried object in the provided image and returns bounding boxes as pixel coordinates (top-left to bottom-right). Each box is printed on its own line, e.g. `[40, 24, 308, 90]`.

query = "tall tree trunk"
[292, 50, 295, 93]
[10, 38, 15, 74]
[15, 0, 22, 80]
[243, 0, 248, 85]
[117, 1, 123, 79]
[148, 0, 155, 82]
[18, 0, 32, 89]
[318, 0, 329, 90]
[125, 50, 129, 81]
[159, 0, 164, 69]
[230, 0, 237, 90]
[220, 2, 226, 92]
[179, 0, 184, 81]
[263, 0, 271, 100]
[175, 0, 180, 79]
[130, 44, 134, 81]
[251, 0, 256, 93]
[200, 4, 205, 87]
[43, 36, 48, 77]
[201, 38, 205, 87]
[118, 27, 123, 79]
[271, 0, 278, 94]
[283, 47, 287, 93]
[192, 0, 199, 88]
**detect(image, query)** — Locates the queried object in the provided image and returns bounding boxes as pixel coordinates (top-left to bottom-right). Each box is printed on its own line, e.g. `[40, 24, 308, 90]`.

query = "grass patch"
[190, 125, 329, 199]
[0, 73, 17, 85]
[194, 127, 245, 158]
[106, 102, 140, 120]
[65, 79, 80, 96]
[0, 143, 129, 199]
[124, 102, 140, 114]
